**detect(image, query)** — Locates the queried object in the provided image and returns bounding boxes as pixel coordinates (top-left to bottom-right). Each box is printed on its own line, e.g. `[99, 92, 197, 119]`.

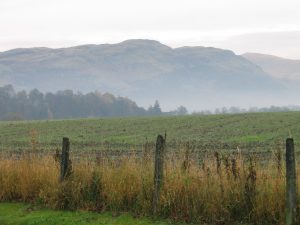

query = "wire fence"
[1, 138, 300, 165]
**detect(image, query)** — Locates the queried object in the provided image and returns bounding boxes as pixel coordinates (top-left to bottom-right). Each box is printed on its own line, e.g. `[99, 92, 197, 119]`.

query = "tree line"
[192, 105, 300, 115]
[0, 85, 163, 120]
[1, 84, 298, 121]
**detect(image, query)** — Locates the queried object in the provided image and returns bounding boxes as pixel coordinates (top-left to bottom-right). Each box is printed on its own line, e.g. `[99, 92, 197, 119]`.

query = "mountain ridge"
[0, 39, 297, 110]
[242, 52, 300, 81]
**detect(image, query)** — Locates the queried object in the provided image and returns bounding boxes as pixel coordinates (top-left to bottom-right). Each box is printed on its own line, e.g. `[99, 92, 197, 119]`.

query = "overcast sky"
[1, 0, 300, 59]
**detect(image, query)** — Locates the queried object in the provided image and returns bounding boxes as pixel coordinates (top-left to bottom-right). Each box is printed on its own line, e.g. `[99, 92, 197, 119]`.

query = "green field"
[0, 112, 300, 152]
[0, 203, 186, 225]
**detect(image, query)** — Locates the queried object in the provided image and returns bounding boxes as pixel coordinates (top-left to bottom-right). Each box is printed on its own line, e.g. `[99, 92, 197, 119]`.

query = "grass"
[0, 112, 300, 152]
[0, 203, 180, 225]
[0, 150, 290, 224]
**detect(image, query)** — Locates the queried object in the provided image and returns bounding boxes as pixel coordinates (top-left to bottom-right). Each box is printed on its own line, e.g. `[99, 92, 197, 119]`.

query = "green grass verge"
[0, 203, 184, 225]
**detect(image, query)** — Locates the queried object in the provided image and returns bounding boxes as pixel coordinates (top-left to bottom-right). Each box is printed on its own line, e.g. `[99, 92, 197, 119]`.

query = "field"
[1, 112, 300, 224]
[1, 112, 300, 153]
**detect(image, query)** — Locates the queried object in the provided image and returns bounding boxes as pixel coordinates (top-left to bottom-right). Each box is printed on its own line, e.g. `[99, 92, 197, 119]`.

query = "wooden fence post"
[153, 134, 166, 215]
[286, 138, 297, 225]
[60, 137, 71, 182]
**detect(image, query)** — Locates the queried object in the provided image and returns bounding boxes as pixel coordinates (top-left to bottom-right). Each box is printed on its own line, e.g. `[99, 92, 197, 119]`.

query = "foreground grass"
[0, 152, 289, 224]
[0, 203, 181, 225]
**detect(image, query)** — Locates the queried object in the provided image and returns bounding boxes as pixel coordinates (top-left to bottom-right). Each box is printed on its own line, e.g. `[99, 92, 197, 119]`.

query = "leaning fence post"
[286, 138, 297, 225]
[60, 137, 71, 182]
[153, 134, 166, 215]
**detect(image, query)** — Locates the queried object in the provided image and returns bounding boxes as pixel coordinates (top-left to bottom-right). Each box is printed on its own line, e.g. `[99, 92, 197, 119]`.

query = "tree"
[170, 106, 188, 115]
[0, 85, 148, 120]
[153, 100, 161, 114]
[148, 100, 162, 115]
[176, 106, 188, 115]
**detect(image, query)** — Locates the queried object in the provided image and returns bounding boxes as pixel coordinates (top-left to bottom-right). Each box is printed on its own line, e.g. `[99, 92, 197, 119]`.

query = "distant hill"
[0, 39, 294, 110]
[242, 53, 300, 81]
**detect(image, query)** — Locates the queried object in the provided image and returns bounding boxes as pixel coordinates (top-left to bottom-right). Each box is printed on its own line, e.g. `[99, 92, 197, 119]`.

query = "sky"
[1, 0, 300, 59]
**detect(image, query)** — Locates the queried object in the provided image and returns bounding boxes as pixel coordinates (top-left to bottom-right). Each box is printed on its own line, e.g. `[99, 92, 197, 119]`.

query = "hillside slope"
[0, 40, 289, 109]
[242, 52, 300, 81]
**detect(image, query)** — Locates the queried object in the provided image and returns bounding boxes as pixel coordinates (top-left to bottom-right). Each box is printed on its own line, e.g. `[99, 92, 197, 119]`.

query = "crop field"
[1, 111, 300, 153]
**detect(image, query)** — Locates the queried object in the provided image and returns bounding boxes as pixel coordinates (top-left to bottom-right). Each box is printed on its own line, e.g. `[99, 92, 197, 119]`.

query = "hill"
[0, 39, 286, 110]
[242, 52, 300, 81]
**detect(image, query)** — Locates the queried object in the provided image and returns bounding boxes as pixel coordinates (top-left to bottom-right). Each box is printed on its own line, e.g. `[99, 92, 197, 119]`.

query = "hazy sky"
[1, 0, 300, 59]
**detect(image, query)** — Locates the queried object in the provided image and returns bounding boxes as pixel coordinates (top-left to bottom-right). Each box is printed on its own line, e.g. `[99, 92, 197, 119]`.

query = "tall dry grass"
[0, 146, 296, 225]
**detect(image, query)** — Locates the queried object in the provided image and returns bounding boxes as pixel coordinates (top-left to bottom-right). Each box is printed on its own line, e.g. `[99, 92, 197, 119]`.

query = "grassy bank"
[0, 203, 179, 225]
